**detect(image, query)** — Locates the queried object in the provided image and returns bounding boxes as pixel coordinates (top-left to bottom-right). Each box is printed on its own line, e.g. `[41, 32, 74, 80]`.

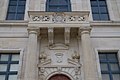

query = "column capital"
[27, 27, 40, 35]
[79, 26, 92, 35]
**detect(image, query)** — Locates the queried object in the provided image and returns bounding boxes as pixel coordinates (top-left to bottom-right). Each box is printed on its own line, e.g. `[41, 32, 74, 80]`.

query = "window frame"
[95, 48, 120, 80]
[0, 49, 24, 80]
[6, 0, 26, 20]
[46, 0, 71, 12]
[90, 0, 110, 21]
[0, 53, 19, 80]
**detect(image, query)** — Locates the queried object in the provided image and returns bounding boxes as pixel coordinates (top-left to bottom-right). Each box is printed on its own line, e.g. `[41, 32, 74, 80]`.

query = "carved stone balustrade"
[28, 11, 90, 28]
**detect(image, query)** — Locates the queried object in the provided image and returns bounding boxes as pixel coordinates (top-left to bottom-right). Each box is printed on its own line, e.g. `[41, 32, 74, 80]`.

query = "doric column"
[24, 27, 40, 80]
[79, 26, 98, 80]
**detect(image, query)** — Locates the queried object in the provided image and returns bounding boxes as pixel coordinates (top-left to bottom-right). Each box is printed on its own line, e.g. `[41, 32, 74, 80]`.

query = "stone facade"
[0, 0, 120, 80]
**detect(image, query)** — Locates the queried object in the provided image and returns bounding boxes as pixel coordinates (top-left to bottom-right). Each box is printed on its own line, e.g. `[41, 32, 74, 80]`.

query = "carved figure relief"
[39, 52, 47, 63]
[72, 51, 80, 62]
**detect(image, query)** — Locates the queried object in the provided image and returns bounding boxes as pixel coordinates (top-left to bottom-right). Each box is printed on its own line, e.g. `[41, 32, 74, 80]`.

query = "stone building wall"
[0, 0, 120, 80]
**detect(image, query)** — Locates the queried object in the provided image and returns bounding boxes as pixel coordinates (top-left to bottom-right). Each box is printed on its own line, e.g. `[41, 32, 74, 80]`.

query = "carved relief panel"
[51, 51, 68, 65]
[29, 11, 89, 23]
[38, 51, 81, 80]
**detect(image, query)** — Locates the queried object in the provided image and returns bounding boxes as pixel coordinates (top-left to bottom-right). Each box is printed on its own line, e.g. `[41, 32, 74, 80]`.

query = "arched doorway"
[48, 74, 71, 80]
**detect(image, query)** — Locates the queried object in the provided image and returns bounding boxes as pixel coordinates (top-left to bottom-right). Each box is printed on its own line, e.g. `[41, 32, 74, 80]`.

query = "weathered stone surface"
[0, 0, 120, 80]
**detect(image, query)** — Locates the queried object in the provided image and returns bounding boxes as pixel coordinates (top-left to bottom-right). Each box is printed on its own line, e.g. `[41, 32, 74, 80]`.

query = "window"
[90, 0, 109, 20]
[0, 53, 20, 80]
[6, 0, 26, 20]
[46, 0, 71, 12]
[99, 52, 120, 80]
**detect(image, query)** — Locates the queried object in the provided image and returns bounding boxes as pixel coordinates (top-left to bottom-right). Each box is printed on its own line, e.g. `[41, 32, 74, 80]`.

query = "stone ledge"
[28, 22, 90, 28]
[0, 32, 28, 38]
[90, 21, 120, 26]
[0, 20, 28, 26]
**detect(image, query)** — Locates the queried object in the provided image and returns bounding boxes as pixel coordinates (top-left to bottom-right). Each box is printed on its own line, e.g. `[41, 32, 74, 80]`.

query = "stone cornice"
[0, 20, 28, 27]
[90, 21, 120, 26]
[28, 22, 90, 28]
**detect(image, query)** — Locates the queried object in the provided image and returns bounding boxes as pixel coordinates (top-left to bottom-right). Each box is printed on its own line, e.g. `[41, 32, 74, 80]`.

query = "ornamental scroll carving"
[38, 51, 82, 80]
[31, 12, 88, 23]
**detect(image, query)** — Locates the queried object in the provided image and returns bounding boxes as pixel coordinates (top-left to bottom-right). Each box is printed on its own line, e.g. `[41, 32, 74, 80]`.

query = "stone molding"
[49, 43, 69, 50]
[0, 20, 28, 26]
[27, 27, 40, 35]
[90, 21, 120, 26]
[79, 26, 92, 35]
[0, 32, 28, 38]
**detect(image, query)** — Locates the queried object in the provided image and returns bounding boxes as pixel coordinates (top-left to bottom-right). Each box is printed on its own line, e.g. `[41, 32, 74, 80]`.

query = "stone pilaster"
[24, 27, 40, 80]
[79, 26, 98, 80]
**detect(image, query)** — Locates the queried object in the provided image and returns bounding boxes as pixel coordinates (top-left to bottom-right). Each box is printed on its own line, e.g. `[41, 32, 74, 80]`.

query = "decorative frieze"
[28, 11, 89, 24]
[52, 13, 66, 23]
